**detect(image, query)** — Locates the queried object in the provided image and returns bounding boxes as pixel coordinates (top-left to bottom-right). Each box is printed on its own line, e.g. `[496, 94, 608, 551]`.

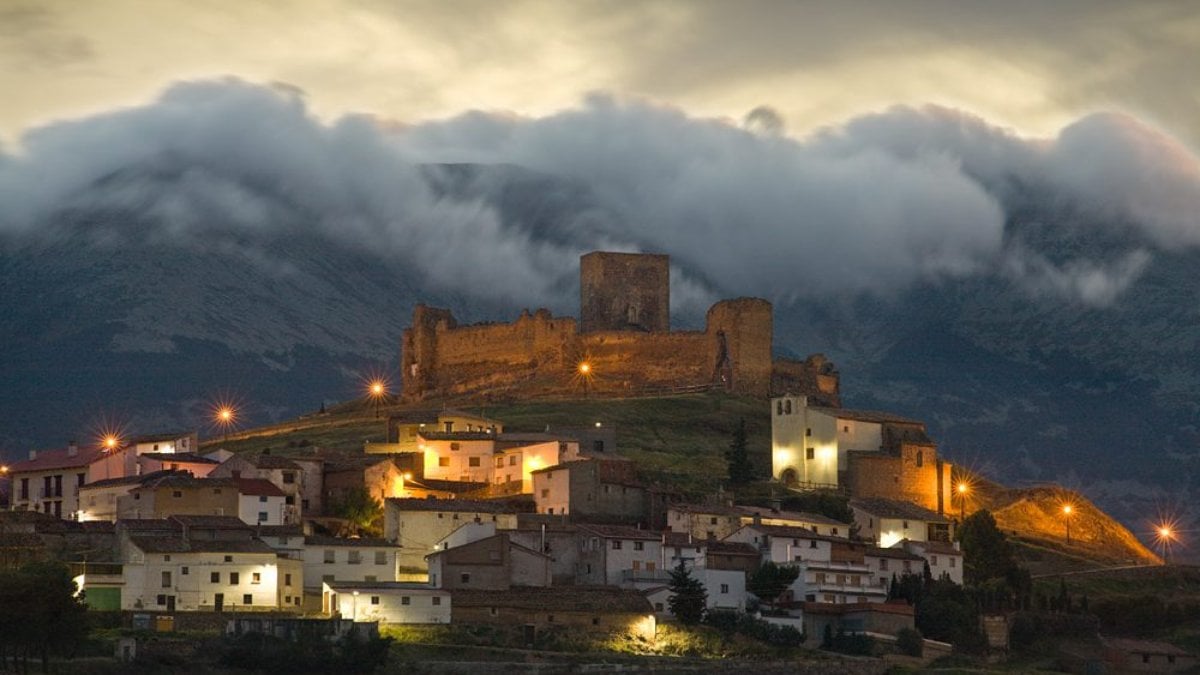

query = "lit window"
[438, 458, 450, 467]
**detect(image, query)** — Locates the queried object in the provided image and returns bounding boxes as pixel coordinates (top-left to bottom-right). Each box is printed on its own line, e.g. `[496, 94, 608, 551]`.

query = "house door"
[214, 594, 224, 612]
[166, 596, 176, 612]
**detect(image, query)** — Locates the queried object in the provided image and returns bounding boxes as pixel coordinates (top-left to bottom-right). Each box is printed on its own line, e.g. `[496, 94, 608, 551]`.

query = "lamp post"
[367, 374, 386, 417]
[956, 482, 970, 523]
[578, 362, 591, 398]
[1157, 526, 1173, 565]
[215, 406, 236, 443]
[1062, 504, 1074, 545]
[351, 590, 360, 621]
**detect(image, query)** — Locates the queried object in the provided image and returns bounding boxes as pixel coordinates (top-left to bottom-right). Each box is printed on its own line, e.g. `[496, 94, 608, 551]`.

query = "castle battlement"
[400, 252, 839, 403]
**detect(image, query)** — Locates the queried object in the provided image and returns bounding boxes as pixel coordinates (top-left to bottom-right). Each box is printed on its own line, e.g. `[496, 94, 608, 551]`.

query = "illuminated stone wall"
[845, 444, 950, 515]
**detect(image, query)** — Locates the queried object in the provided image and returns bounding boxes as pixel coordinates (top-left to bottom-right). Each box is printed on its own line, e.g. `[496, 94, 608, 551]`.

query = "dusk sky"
[2, 0, 1198, 148]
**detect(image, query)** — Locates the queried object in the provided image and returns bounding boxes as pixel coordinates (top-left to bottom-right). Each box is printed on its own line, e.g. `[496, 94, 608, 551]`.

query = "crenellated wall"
[399, 252, 839, 402]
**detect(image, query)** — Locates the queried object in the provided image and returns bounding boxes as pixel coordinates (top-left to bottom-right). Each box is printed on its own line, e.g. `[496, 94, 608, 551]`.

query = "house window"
[916, 451, 923, 467]
[285, 496, 294, 505]
[810, 540, 818, 549]
[450, 443, 460, 451]
[251, 573, 261, 585]
[776, 401, 783, 415]
[211, 572, 220, 583]
[831, 527, 839, 536]
[592, 618, 600, 625]
[509, 455, 518, 466]
[633, 541, 644, 551]
[259, 496, 268, 503]
[322, 574, 334, 583]
[243, 594, 252, 605]
[172, 491, 183, 498]
[181, 566, 189, 575]
[375, 551, 387, 565]
[285, 574, 292, 586]
[902, 521, 910, 529]
[540, 489, 549, 498]
[432, 596, 441, 606]
[156, 595, 167, 606]
[931, 555, 939, 565]
[282, 472, 295, 484]
[460, 573, 470, 584]
[880, 559, 889, 571]
[495, 457, 504, 468]
[612, 541, 622, 550]
[400, 596, 409, 605]
[349, 551, 362, 565]
[224, 555, 233, 563]
[438, 458, 450, 467]
[785, 400, 792, 414]
[162, 571, 172, 588]
[710, 516, 718, 525]
[164, 555, 171, 562]
[950, 557, 956, 568]
[230, 572, 239, 585]
[258, 512, 268, 522]
[468, 457, 480, 467]
[843, 425, 850, 433]
[806, 448, 815, 460]
[806, 428, 812, 437]
[324, 550, 336, 563]
[720, 584, 729, 594]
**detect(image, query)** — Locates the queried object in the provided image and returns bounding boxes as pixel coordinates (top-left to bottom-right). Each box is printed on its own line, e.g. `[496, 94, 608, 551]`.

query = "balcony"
[69, 562, 124, 583]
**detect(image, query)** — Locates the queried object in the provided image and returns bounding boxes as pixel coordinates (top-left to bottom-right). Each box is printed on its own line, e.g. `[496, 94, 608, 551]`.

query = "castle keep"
[400, 251, 839, 402]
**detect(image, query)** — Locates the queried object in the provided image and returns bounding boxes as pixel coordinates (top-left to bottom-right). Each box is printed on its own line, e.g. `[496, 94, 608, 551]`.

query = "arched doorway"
[780, 468, 799, 487]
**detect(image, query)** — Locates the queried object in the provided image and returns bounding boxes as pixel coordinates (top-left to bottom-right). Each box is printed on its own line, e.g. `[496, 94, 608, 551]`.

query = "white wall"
[328, 586, 450, 624]
[422, 439, 494, 482]
[122, 549, 302, 611]
[532, 468, 571, 515]
[238, 494, 286, 525]
[302, 544, 399, 589]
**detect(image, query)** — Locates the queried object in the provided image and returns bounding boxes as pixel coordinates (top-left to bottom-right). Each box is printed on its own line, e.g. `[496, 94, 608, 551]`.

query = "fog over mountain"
[2, 79, 1198, 553]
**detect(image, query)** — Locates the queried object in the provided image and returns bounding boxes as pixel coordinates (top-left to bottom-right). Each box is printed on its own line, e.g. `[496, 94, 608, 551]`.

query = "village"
[0, 253, 1194, 672]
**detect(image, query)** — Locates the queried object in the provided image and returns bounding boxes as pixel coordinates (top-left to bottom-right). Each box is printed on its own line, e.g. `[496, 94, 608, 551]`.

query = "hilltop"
[202, 391, 1161, 569]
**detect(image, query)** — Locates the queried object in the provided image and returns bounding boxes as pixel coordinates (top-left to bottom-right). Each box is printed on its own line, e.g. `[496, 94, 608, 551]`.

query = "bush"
[896, 627, 924, 657]
[701, 610, 804, 648]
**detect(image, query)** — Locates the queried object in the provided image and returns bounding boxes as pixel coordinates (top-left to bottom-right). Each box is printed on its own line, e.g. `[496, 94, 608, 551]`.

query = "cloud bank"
[2, 79, 1199, 311]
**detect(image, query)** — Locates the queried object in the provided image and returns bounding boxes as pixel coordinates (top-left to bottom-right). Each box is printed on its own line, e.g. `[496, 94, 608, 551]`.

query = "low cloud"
[2, 79, 1199, 312]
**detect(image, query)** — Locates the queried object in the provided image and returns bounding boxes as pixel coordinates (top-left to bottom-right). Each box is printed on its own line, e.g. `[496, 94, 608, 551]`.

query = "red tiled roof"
[8, 445, 106, 473]
[234, 478, 285, 497]
[577, 524, 662, 541]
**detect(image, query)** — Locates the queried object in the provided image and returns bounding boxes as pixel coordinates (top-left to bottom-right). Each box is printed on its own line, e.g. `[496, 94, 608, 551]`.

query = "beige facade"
[118, 477, 239, 520]
[426, 533, 551, 590]
[383, 499, 525, 579]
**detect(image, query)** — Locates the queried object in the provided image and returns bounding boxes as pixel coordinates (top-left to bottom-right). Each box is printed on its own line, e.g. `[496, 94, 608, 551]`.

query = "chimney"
[29, 449, 37, 460]
[67, 441, 78, 457]
[752, 512, 762, 526]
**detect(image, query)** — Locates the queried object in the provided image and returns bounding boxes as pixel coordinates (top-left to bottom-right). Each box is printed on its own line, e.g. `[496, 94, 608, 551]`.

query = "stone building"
[400, 251, 840, 403]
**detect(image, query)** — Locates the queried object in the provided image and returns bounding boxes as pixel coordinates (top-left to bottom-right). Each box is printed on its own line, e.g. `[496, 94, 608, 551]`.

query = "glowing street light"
[103, 435, 120, 451]
[578, 361, 592, 398]
[1155, 524, 1176, 565]
[956, 482, 970, 523]
[214, 405, 237, 443]
[366, 378, 389, 418]
[1062, 503, 1075, 545]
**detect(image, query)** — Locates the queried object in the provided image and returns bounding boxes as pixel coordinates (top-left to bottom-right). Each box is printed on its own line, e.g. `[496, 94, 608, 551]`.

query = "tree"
[0, 561, 88, 673]
[957, 510, 1017, 587]
[747, 561, 800, 613]
[725, 418, 754, 485]
[332, 488, 383, 536]
[667, 561, 707, 625]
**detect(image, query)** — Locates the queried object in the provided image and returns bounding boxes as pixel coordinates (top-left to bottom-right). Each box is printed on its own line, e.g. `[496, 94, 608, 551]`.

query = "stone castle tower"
[580, 252, 670, 333]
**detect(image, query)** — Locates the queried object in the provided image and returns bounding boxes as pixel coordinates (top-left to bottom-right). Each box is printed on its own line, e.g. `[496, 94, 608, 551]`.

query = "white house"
[302, 535, 401, 590]
[121, 535, 302, 611]
[322, 581, 450, 624]
[851, 497, 952, 548]
[235, 479, 288, 525]
[383, 498, 524, 580]
[898, 539, 963, 585]
[131, 432, 199, 455]
[576, 524, 664, 586]
[734, 505, 850, 537]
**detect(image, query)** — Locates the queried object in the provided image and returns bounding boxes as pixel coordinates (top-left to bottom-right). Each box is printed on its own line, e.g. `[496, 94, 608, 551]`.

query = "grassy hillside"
[202, 392, 771, 495]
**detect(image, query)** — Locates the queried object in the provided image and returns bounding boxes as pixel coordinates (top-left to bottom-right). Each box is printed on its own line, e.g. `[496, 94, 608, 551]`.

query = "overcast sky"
[2, 0, 1197, 148]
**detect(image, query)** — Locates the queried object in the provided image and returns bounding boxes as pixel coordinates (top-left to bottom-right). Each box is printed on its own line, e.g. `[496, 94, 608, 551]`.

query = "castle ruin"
[400, 251, 839, 403]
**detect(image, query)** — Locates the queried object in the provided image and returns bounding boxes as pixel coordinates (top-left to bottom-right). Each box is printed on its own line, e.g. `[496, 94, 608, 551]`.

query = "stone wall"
[845, 443, 947, 515]
[399, 252, 839, 403]
[580, 251, 669, 333]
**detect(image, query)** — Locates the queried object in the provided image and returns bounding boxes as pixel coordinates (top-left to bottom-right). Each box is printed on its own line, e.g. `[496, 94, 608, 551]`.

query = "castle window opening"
[439, 458, 449, 467]
[451, 443, 461, 451]
[806, 448, 815, 460]
[843, 425, 850, 433]
[916, 451, 923, 467]
[785, 400, 792, 414]
[806, 428, 812, 436]
[776, 402, 783, 415]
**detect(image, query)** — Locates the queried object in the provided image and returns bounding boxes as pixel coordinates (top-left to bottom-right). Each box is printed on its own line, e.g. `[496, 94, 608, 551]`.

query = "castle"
[400, 251, 840, 403]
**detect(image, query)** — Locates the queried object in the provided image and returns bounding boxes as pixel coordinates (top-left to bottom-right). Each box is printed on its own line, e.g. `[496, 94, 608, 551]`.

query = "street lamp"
[1155, 525, 1175, 565]
[215, 405, 236, 443]
[367, 379, 388, 419]
[578, 361, 592, 398]
[351, 590, 360, 621]
[1062, 504, 1074, 545]
[956, 482, 970, 523]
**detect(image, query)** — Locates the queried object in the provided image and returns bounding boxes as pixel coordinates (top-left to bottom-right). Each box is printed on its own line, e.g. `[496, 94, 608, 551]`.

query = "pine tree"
[725, 418, 754, 485]
[667, 560, 707, 625]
